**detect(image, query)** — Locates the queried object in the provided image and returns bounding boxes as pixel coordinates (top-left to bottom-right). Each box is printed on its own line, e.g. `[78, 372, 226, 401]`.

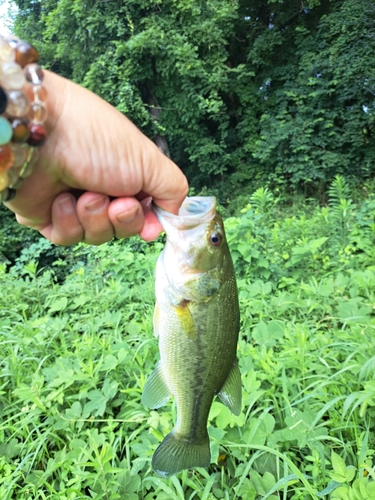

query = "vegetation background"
[1, 0, 375, 499]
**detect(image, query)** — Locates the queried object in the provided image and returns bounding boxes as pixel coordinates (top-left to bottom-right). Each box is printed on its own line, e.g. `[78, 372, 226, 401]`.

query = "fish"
[142, 196, 241, 478]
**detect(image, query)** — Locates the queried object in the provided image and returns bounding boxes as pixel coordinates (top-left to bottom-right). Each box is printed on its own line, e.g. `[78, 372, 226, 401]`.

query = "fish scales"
[142, 196, 241, 477]
[159, 272, 238, 437]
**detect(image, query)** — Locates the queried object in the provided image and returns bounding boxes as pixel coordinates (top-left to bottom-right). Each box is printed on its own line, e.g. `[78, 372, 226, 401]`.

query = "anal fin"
[217, 359, 242, 416]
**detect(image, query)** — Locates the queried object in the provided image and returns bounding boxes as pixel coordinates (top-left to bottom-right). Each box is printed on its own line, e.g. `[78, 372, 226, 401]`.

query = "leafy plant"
[328, 451, 375, 500]
[249, 187, 277, 217]
[1, 186, 375, 498]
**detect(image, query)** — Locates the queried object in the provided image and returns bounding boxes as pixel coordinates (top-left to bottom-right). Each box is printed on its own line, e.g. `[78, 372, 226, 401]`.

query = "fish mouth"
[153, 197, 216, 229]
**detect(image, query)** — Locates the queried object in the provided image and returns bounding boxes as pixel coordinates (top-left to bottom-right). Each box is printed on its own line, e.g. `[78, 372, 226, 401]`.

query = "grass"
[0, 180, 375, 499]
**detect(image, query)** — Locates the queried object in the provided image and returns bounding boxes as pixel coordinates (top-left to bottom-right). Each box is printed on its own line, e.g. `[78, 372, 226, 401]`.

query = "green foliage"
[328, 450, 375, 500]
[10, 0, 375, 195]
[252, 0, 375, 191]
[1, 185, 375, 498]
[0, 205, 38, 264]
[249, 187, 277, 217]
[0, 205, 79, 280]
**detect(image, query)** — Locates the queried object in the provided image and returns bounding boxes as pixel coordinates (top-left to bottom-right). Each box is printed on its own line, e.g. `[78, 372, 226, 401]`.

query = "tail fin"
[152, 430, 210, 478]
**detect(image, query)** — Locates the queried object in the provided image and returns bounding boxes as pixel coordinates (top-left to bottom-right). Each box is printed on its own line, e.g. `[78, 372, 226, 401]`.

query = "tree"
[11, 0, 375, 197]
[252, 0, 375, 192]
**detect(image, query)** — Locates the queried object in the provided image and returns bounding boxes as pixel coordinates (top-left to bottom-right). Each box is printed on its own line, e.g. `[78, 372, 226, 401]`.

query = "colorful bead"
[28, 146, 39, 167]
[27, 124, 46, 146]
[0, 116, 12, 145]
[9, 175, 23, 189]
[0, 144, 14, 171]
[11, 118, 30, 143]
[26, 84, 47, 103]
[0, 171, 9, 190]
[0, 187, 16, 201]
[0, 38, 15, 63]
[15, 41, 39, 68]
[0, 86, 7, 114]
[0, 36, 45, 198]
[4, 187, 16, 201]
[19, 147, 38, 178]
[11, 143, 29, 167]
[5, 37, 18, 49]
[28, 102, 47, 124]
[20, 162, 33, 178]
[7, 166, 20, 187]
[25, 63, 44, 85]
[0, 61, 25, 89]
[0, 188, 8, 201]
[6, 90, 30, 117]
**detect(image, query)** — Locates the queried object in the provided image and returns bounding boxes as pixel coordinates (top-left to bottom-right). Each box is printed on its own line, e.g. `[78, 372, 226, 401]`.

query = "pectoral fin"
[217, 359, 242, 416]
[142, 362, 172, 409]
[173, 301, 197, 340]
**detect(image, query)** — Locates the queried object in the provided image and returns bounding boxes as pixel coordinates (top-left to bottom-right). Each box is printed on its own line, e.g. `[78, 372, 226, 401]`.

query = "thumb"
[143, 147, 189, 215]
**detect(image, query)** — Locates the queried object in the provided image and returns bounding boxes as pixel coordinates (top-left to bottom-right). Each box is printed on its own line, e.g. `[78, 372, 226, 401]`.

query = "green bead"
[0, 117, 12, 146]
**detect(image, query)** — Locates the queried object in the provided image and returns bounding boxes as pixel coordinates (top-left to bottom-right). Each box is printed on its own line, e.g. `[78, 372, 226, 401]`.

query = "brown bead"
[25, 63, 44, 85]
[26, 84, 48, 103]
[27, 123, 46, 146]
[14, 41, 39, 68]
[11, 118, 30, 143]
[0, 144, 14, 172]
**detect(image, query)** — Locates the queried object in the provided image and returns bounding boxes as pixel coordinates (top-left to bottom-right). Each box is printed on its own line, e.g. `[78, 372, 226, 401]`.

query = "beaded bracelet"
[0, 35, 47, 203]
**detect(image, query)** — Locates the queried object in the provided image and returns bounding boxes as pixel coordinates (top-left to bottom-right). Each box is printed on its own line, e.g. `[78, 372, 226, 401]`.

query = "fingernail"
[58, 195, 75, 215]
[85, 195, 107, 214]
[117, 206, 140, 224]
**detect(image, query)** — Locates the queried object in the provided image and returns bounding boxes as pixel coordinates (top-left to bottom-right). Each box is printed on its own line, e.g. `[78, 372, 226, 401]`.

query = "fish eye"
[209, 232, 222, 247]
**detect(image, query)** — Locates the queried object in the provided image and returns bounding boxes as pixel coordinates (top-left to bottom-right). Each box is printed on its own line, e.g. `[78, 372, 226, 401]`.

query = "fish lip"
[153, 196, 216, 229]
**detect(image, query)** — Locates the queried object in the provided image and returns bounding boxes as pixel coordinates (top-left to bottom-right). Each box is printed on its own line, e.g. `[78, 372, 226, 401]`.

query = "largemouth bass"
[142, 196, 241, 477]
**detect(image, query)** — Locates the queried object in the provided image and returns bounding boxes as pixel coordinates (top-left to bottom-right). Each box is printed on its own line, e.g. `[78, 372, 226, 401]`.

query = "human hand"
[4, 71, 188, 245]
